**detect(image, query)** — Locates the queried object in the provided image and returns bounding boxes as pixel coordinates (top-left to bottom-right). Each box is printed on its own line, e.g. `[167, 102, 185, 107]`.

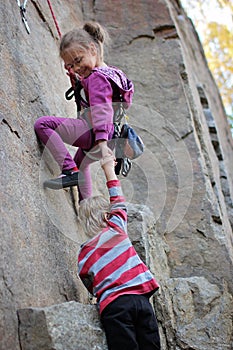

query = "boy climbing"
[34, 21, 133, 201]
[77, 154, 161, 350]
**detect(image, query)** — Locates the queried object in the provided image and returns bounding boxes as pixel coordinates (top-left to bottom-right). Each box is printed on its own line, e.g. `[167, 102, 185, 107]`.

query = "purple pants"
[34, 115, 112, 201]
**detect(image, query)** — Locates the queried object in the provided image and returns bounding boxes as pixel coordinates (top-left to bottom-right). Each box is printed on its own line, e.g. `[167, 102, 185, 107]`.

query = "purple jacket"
[81, 66, 134, 142]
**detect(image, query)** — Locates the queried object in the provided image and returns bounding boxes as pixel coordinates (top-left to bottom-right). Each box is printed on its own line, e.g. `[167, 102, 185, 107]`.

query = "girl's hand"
[97, 141, 117, 181]
[97, 140, 113, 158]
[100, 154, 117, 181]
[100, 154, 116, 168]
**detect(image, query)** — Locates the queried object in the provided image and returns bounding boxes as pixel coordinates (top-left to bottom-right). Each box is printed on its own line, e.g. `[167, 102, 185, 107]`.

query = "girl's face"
[62, 43, 99, 78]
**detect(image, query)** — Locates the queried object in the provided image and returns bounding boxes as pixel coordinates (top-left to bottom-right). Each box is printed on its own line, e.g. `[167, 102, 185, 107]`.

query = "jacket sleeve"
[83, 72, 114, 142]
[107, 179, 127, 233]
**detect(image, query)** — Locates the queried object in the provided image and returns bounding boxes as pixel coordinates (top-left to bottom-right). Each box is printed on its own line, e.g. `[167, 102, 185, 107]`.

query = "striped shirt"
[78, 179, 159, 314]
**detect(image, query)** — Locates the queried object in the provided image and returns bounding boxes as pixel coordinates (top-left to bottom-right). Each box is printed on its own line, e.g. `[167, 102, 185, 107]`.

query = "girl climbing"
[34, 21, 134, 201]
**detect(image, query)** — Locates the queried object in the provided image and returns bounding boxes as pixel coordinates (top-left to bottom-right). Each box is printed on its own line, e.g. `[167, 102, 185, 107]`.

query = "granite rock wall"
[0, 1, 232, 349]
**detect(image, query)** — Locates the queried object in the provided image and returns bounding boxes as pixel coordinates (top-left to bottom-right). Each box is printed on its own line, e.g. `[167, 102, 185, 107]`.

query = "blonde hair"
[60, 21, 109, 61]
[78, 195, 110, 237]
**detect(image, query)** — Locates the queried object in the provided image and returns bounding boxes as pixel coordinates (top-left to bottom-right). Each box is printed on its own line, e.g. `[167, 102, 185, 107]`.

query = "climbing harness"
[65, 79, 88, 115]
[16, 0, 30, 34]
[65, 75, 140, 177]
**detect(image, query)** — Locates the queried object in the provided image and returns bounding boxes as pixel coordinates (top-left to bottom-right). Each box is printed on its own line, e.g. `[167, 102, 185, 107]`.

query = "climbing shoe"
[43, 170, 79, 190]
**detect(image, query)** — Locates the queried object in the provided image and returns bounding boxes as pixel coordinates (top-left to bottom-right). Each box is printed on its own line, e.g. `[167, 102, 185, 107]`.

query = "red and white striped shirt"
[78, 179, 159, 314]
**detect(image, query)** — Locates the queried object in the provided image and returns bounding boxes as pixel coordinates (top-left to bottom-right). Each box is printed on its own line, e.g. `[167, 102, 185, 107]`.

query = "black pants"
[100, 294, 161, 350]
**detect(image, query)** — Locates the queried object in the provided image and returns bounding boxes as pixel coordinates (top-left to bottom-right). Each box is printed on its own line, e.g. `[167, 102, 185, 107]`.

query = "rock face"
[1, 1, 233, 350]
[18, 301, 108, 350]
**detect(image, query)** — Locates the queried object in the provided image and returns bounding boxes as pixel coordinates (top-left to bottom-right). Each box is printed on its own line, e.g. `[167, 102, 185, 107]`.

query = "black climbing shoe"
[44, 170, 79, 190]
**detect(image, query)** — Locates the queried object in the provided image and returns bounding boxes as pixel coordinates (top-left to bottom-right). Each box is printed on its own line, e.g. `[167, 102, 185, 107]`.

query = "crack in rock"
[1, 119, 20, 139]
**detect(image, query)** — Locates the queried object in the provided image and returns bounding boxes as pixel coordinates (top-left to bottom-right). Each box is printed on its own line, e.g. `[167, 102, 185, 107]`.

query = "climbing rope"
[47, 0, 62, 39]
[46, 0, 77, 89]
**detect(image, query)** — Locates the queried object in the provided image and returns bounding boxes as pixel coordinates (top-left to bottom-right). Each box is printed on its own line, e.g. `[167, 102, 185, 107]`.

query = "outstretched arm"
[100, 154, 117, 182]
[101, 154, 127, 230]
